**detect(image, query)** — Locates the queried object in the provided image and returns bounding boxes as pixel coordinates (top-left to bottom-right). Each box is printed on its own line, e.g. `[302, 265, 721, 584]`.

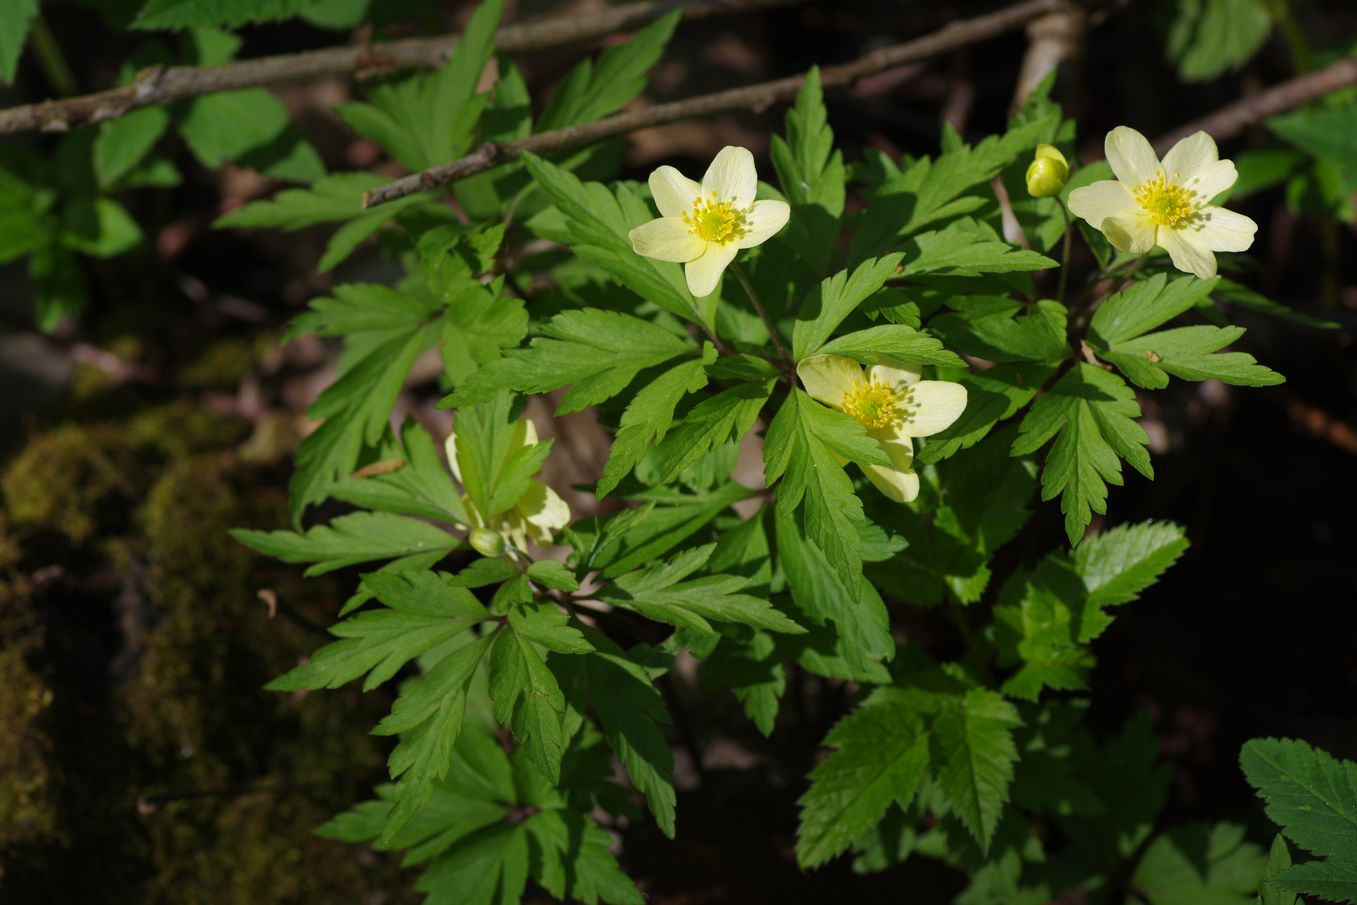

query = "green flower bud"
[1025, 144, 1069, 198]
[469, 527, 506, 558]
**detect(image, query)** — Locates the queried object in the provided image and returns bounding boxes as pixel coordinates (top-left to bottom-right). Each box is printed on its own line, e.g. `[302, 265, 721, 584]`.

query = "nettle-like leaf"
[1012, 363, 1153, 545]
[605, 544, 804, 636]
[1090, 274, 1282, 389]
[792, 254, 903, 359]
[645, 379, 774, 484]
[597, 352, 713, 497]
[994, 521, 1188, 700]
[232, 511, 459, 577]
[770, 66, 846, 276]
[1242, 738, 1357, 904]
[796, 695, 930, 869]
[1255, 836, 1302, 905]
[930, 688, 1023, 853]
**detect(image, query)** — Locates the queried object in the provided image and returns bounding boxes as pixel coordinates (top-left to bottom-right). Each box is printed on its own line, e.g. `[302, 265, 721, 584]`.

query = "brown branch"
[0, 0, 804, 136]
[1155, 57, 1357, 154]
[363, 0, 1061, 207]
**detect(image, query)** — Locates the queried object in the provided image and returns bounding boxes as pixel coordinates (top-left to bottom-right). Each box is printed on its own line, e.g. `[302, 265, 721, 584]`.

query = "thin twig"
[0, 0, 806, 135]
[364, 0, 1061, 207]
[730, 261, 793, 370]
[1154, 57, 1357, 154]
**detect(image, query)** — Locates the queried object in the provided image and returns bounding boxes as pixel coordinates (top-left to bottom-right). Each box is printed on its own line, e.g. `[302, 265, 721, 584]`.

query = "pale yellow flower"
[797, 354, 967, 503]
[628, 146, 790, 298]
[1068, 126, 1256, 279]
[445, 418, 569, 553]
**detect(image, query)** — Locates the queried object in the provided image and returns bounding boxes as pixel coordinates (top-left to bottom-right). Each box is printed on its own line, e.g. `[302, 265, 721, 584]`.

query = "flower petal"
[1105, 126, 1161, 188]
[649, 165, 701, 218]
[1102, 213, 1157, 255]
[736, 199, 790, 248]
[629, 217, 705, 263]
[1067, 180, 1139, 229]
[1193, 206, 1257, 252]
[444, 428, 461, 483]
[1157, 226, 1218, 279]
[517, 481, 571, 545]
[796, 354, 862, 408]
[869, 357, 922, 392]
[897, 380, 967, 438]
[683, 241, 738, 297]
[858, 428, 920, 503]
[701, 146, 757, 207]
[1160, 130, 1218, 185]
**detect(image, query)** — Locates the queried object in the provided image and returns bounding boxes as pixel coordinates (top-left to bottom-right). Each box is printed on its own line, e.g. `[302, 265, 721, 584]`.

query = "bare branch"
[0, 0, 804, 136]
[363, 0, 1061, 208]
[1010, 0, 1083, 116]
[1155, 57, 1357, 154]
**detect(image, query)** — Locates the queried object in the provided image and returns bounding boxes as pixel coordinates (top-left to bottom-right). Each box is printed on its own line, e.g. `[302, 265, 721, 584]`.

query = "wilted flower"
[628, 146, 790, 298]
[1067, 126, 1256, 279]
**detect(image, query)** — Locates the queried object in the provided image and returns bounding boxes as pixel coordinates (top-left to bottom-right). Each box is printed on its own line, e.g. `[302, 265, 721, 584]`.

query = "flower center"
[841, 379, 899, 430]
[682, 193, 751, 245]
[1132, 173, 1199, 227]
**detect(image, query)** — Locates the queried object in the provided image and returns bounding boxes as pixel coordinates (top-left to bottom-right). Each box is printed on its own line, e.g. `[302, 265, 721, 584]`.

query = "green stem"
[730, 260, 794, 370]
[28, 18, 78, 99]
[1267, 0, 1313, 74]
[1056, 201, 1073, 304]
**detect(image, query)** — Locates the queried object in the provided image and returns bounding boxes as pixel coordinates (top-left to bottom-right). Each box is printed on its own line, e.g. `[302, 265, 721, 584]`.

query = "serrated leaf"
[706, 628, 784, 737]
[1012, 363, 1153, 544]
[1132, 822, 1268, 905]
[932, 298, 1069, 364]
[815, 324, 965, 367]
[1097, 324, 1284, 389]
[268, 571, 488, 692]
[918, 362, 1052, 464]
[770, 66, 845, 276]
[416, 822, 530, 905]
[489, 616, 568, 782]
[598, 355, 711, 497]
[901, 218, 1057, 277]
[796, 699, 929, 868]
[135, 0, 310, 28]
[792, 255, 904, 360]
[524, 809, 645, 905]
[1074, 520, 1190, 611]
[930, 688, 1022, 852]
[1167, 0, 1273, 83]
[329, 418, 466, 523]
[231, 511, 458, 577]
[1091, 273, 1219, 344]
[645, 380, 773, 484]
[1242, 737, 1357, 903]
[1254, 835, 1301, 905]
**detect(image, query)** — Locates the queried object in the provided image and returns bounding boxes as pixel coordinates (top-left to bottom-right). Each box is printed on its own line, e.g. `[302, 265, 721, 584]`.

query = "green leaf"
[1091, 273, 1218, 345]
[536, 11, 679, 130]
[335, 0, 501, 171]
[930, 688, 1021, 853]
[525, 560, 579, 593]
[1242, 737, 1357, 903]
[932, 297, 1069, 364]
[917, 362, 1053, 464]
[231, 511, 459, 577]
[1073, 520, 1191, 612]
[1269, 104, 1357, 179]
[94, 107, 171, 189]
[796, 698, 929, 868]
[645, 380, 773, 484]
[522, 152, 700, 323]
[607, 544, 804, 636]
[416, 822, 530, 905]
[770, 66, 846, 276]
[1167, 0, 1273, 83]
[706, 628, 784, 736]
[446, 307, 695, 412]
[1132, 822, 1268, 905]
[524, 809, 645, 905]
[1012, 363, 1153, 545]
[1214, 278, 1339, 330]
[267, 571, 488, 692]
[1254, 836, 1301, 905]
[792, 255, 904, 360]
[329, 419, 467, 523]
[134, 0, 311, 28]
[59, 197, 143, 258]
[29, 244, 87, 331]
[900, 218, 1057, 277]
[375, 632, 496, 845]
[441, 278, 527, 385]
[489, 615, 568, 782]
[180, 88, 323, 181]
[0, 0, 37, 82]
[1097, 324, 1284, 389]
[598, 355, 712, 497]
[815, 324, 965, 367]
[450, 392, 552, 521]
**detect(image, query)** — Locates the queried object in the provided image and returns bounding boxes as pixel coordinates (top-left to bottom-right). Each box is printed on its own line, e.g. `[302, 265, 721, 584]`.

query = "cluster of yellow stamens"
[1132, 172, 1199, 227]
[841, 379, 899, 430]
[682, 192, 751, 245]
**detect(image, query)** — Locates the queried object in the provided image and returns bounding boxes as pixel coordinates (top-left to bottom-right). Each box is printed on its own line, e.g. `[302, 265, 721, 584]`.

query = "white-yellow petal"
[445, 428, 462, 483]
[796, 354, 863, 408]
[1157, 227, 1218, 279]
[1105, 126, 1161, 188]
[897, 380, 967, 438]
[1160, 130, 1218, 185]
[1180, 159, 1238, 203]
[868, 357, 922, 392]
[683, 241, 738, 297]
[1193, 206, 1256, 252]
[1067, 180, 1140, 230]
[649, 165, 701, 219]
[517, 480, 570, 545]
[736, 199, 790, 248]
[629, 217, 705, 263]
[858, 427, 920, 503]
[1102, 213, 1157, 255]
[701, 146, 757, 207]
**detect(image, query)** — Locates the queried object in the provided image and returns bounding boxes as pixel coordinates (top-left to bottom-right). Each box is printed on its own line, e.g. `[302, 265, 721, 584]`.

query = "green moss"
[0, 613, 57, 850]
[176, 334, 274, 390]
[1, 423, 141, 544]
[126, 401, 250, 461]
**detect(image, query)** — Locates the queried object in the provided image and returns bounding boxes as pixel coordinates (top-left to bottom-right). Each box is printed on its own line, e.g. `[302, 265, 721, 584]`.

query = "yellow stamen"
[682, 192, 751, 245]
[841, 379, 899, 430]
[1132, 173, 1199, 227]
